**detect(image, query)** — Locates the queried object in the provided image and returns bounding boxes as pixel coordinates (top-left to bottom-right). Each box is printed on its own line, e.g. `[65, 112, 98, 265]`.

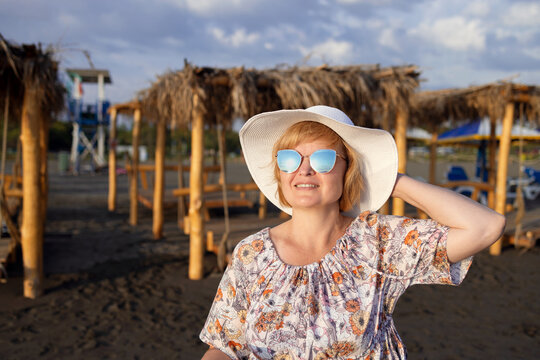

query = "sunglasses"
[276, 149, 346, 174]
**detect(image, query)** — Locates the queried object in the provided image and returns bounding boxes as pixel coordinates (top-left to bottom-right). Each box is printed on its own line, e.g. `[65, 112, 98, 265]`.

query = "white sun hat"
[239, 105, 398, 216]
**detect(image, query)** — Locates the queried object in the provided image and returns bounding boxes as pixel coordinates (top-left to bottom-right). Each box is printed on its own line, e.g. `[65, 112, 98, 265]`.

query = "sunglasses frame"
[276, 149, 347, 174]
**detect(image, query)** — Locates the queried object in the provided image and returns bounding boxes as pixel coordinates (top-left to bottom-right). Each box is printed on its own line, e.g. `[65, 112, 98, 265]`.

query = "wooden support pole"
[176, 130, 186, 228]
[129, 109, 141, 226]
[379, 113, 391, 215]
[488, 116, 497, 210]
[20, 86, 43, 298]
[39, 112, 50, 228]
[392, 109, 407, 216]
[108, 108, 118, 211]
[189, 94, 205, 280]
[258, 191, 267, 219]
[152, 118, 166, 239]
[429, 132, 438, 184]
[490, 103, 514, 255]
[416, 131, 438, 220]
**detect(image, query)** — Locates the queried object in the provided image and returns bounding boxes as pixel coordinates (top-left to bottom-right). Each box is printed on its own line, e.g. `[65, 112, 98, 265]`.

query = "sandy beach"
[0, 158, 539, 359]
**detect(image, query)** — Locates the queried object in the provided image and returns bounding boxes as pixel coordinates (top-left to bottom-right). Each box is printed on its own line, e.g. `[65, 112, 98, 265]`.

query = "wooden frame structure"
[413, 82, 540, 255]
[107, 101, 262, 246]
[135, 62, 421, 279]
[0, 35, 64, 298]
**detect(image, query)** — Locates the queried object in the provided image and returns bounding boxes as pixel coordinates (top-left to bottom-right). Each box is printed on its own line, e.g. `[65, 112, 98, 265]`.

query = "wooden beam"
[20, 85, 43, 298]
[189, 93, 205, 280]
[152, 118, 166, 239]
[173, 182, 259, 196]
[392, 109, 407, 216]
[490, 102, 514, 255]
[125, 164, 221, 173]
[108, 101, 141, 113]
[437, 181, 494, 192]
[108, 107, 118, 211]
[129, 109, 141, 226]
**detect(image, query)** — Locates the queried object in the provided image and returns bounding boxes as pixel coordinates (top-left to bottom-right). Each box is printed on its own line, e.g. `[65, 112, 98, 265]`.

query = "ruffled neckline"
[262, 214, 364, 269]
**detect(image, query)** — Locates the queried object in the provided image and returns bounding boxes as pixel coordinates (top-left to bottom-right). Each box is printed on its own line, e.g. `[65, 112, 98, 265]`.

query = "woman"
[200, 105, 505, 359]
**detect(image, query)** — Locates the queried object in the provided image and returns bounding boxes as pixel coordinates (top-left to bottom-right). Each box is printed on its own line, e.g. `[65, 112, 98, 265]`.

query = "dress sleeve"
[376, 214, 473, 287]
[199, 245, 250, 359]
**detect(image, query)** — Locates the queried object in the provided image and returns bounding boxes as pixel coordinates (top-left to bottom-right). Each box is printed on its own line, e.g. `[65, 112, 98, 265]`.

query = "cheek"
[329, 167, 346, 195]
[279, 173, 294, 193]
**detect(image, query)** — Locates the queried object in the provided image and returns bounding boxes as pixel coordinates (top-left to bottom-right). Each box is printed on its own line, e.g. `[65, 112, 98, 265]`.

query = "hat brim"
[239, 109, 398, 216]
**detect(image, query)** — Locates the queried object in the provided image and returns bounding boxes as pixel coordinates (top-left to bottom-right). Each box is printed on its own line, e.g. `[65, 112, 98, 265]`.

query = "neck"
[288, 205, 348, 249]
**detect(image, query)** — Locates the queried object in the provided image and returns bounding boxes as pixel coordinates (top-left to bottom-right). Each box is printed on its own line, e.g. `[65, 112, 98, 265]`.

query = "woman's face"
[279, 138, 347, 212]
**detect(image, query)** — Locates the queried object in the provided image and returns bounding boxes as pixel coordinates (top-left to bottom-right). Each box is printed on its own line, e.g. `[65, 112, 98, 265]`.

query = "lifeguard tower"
[65, 68, 112, 173]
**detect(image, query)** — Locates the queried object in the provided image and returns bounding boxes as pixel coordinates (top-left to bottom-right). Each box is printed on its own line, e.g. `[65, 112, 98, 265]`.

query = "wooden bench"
[125, 164, 264, 223]
[125, 163, 222, 210]
[0, 174, 23, 282]
[437, 180, 494, 204]
[174, 182, 261, 217]
[0, 236, 17, 283]
[502, 228, 540, 249]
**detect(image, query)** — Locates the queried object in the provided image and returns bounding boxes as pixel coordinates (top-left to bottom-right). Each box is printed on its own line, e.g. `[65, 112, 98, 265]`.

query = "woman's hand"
[392, 174, 506, 263]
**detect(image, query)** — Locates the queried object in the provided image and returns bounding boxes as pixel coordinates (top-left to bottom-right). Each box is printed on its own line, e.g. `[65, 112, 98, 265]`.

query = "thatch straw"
[139, 62, 421, 129]
[0, 34, 65, 120]
[412, 82, 540, 129]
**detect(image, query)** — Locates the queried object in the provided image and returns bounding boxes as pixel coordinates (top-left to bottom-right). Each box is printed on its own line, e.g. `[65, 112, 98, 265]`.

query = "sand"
[0, 160, 539, 359]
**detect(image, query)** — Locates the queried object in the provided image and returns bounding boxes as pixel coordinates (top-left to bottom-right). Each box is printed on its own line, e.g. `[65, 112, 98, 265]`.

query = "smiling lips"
[294, 183, 319, 188]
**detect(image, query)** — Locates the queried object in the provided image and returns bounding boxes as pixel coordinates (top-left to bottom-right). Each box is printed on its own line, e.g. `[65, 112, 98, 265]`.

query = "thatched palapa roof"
[412, 82, 540, 129]
[0, 34, 64, 120]
[139, 62, 421, 129]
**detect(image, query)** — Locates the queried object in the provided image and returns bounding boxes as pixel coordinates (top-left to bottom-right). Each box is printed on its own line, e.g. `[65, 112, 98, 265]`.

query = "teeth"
[295, 184, 318, 188]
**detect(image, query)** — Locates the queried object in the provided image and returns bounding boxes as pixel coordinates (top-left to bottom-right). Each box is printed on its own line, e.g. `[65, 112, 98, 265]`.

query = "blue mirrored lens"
[277, 150, 301, 173]
[310, 149, 337, 173]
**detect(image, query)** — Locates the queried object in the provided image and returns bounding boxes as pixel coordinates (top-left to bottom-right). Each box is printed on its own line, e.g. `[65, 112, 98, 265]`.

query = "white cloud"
[495, 27, 536, 44]
[265, 24, 306, 42]
[336, 0, 396, 4]
[364, 19, 384, 29]
[464, 0, 490, 16]
[504, 2, 540, 27]
[523, 47, 540, 60]
[300, 39, 354, 64]
[378, 28, 400, 51]
[333, 12, 364, 29]
[409, 16, 486, 51]
[160, 0, 257, 15]
[209, 27, 260, 48]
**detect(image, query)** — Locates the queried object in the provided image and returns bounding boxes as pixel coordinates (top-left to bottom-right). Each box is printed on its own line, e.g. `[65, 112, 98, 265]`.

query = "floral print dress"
[200, 211, 473, 359]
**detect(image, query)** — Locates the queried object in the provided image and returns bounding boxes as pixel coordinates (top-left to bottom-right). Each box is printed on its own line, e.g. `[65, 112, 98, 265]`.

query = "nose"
[297, 156, 314, 175]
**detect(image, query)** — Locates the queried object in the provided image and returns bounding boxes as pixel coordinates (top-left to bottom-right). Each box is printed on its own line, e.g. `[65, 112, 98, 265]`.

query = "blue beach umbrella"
[437, 117, 540, 144]
[438, 117, 540, 183]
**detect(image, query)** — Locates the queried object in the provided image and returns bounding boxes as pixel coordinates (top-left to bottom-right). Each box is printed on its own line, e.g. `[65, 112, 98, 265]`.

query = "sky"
[1, 0, 539, 105]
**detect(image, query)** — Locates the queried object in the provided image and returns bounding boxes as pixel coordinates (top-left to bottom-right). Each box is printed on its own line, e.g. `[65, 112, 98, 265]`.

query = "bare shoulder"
[269, 220, 291, 244]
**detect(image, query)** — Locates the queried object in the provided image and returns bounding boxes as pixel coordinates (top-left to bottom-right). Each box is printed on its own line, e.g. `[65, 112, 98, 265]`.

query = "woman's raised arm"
[391, 174, 506, 263]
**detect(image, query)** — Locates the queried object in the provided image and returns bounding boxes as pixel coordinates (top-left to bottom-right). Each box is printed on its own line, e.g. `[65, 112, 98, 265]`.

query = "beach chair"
[507, 167, 540, 201]
[524, 167, 540, 184]
[445, 165, 488, 205]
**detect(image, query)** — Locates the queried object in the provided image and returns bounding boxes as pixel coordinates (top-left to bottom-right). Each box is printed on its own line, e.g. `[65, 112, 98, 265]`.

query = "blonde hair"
[272, 121, 363, 211]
